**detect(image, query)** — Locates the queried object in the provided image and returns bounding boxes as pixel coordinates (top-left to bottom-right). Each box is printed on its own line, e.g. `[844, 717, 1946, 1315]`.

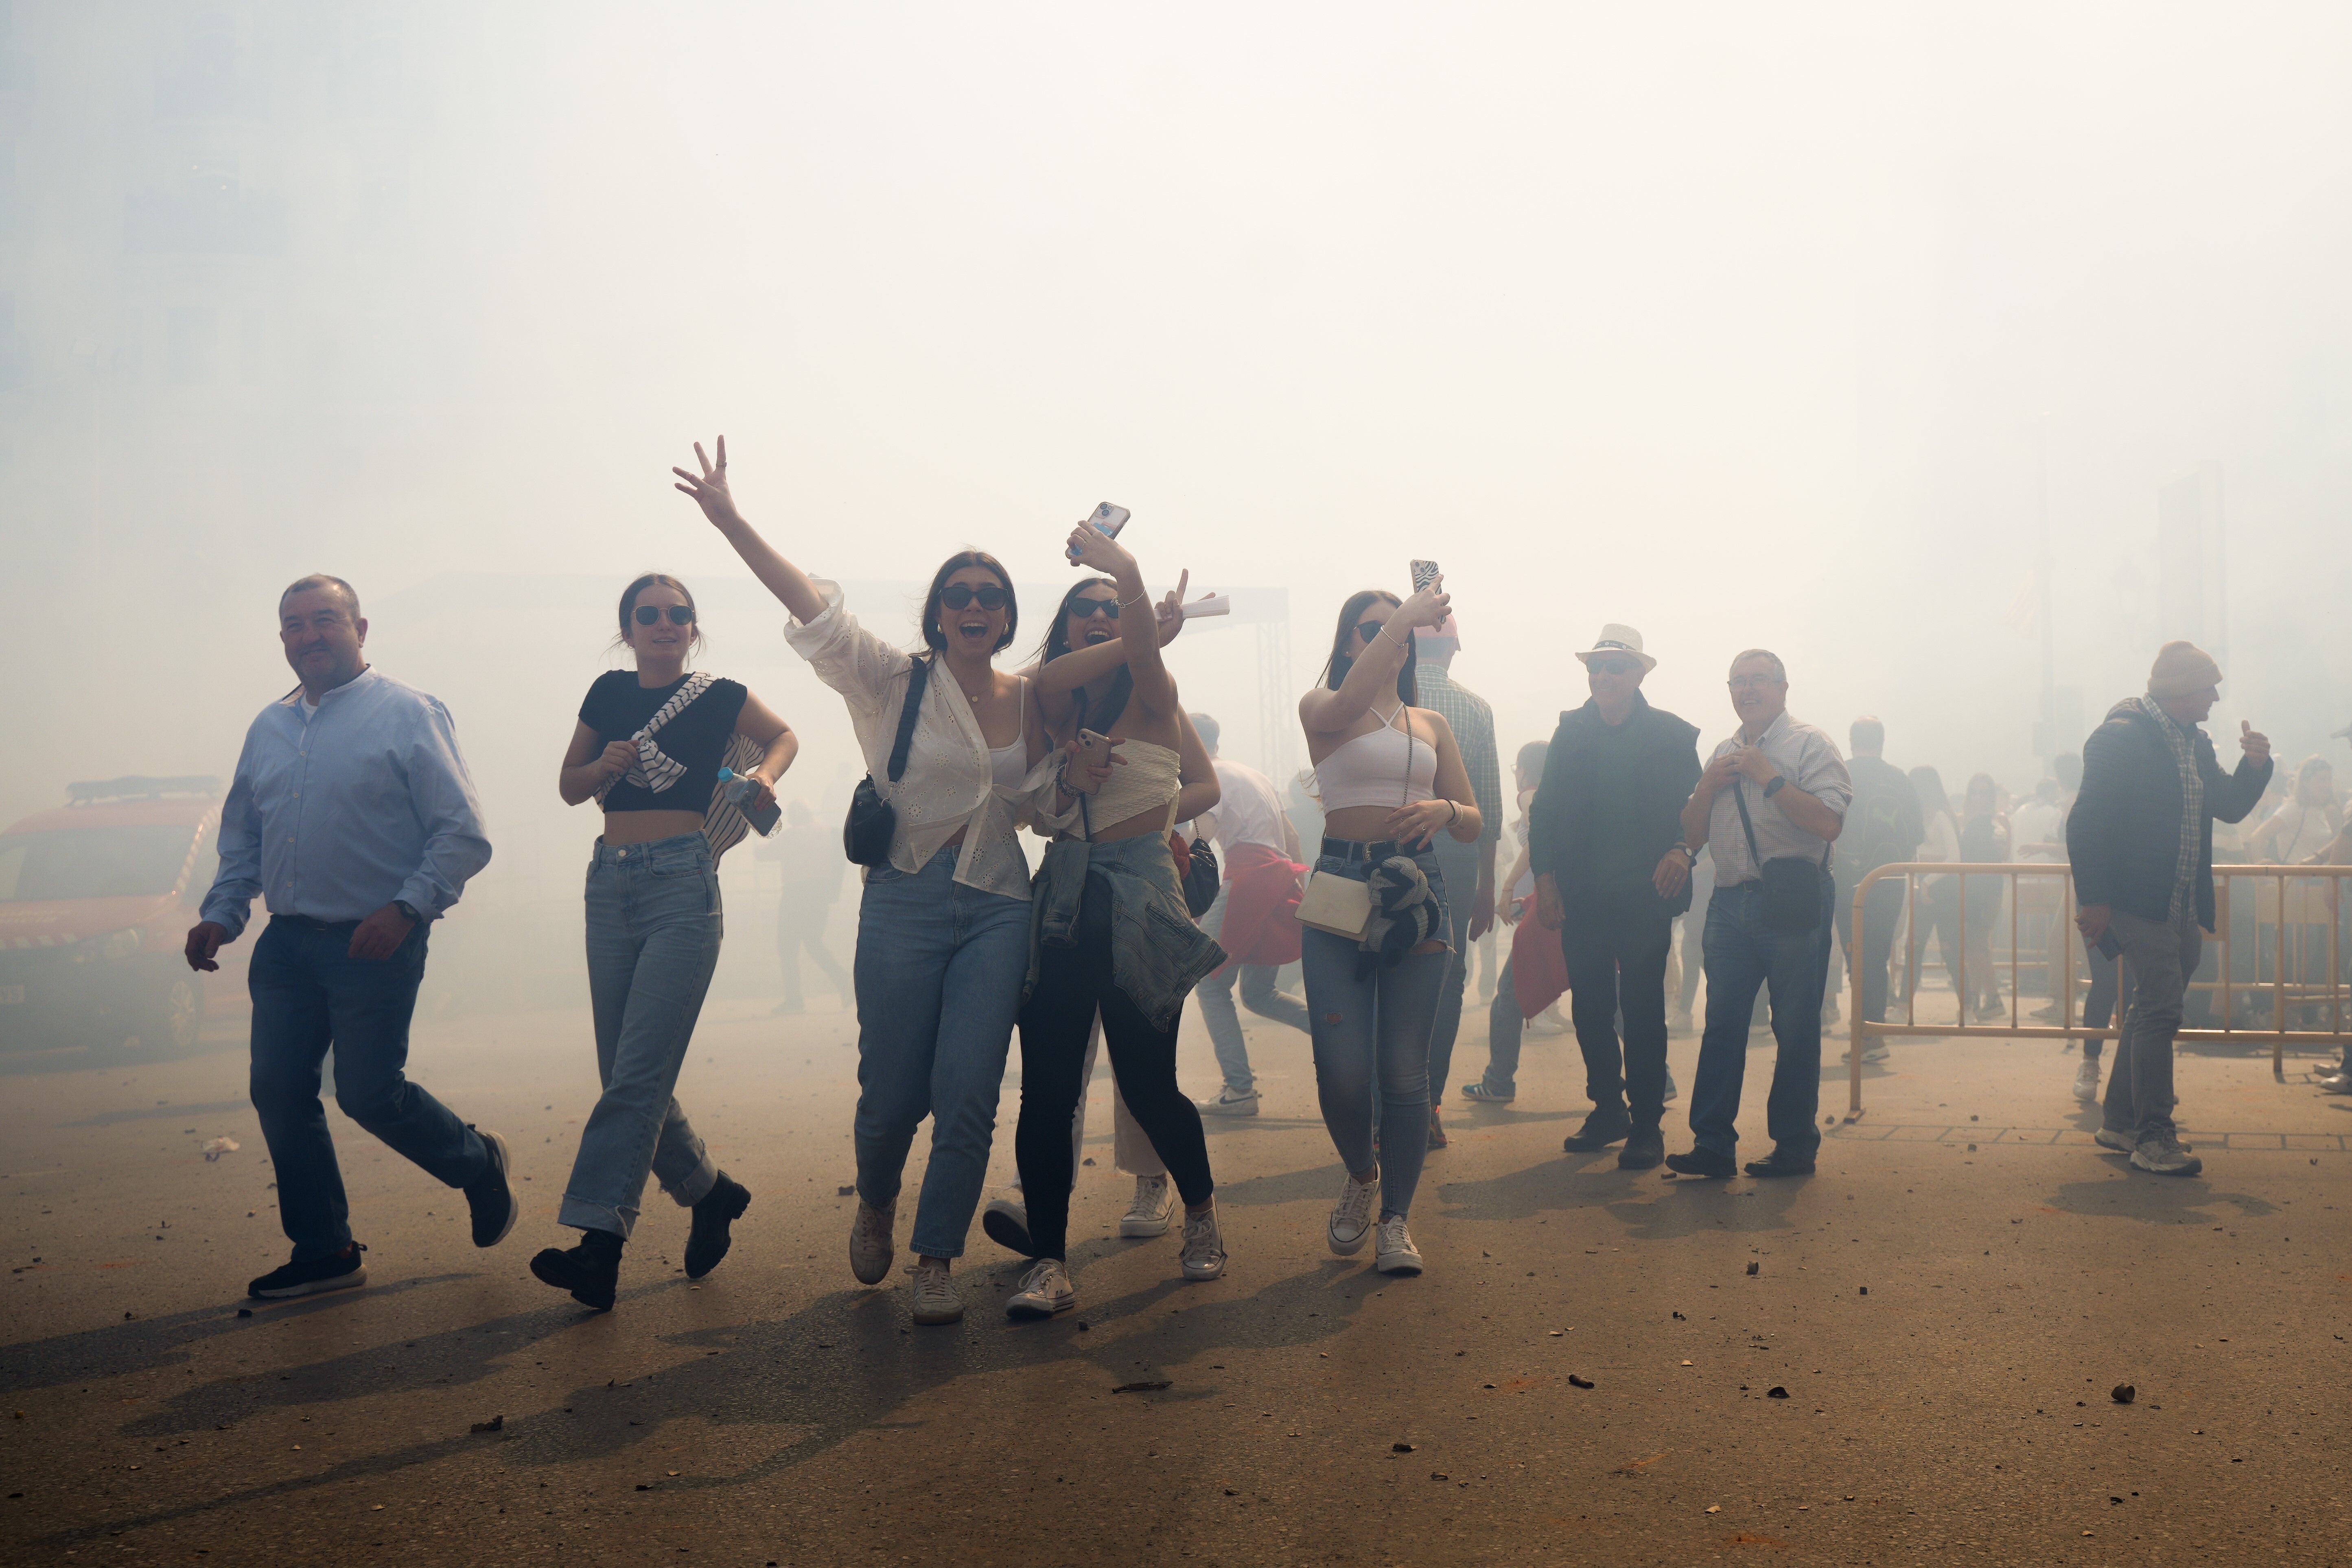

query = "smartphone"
[1410, 559, 1441, 593]
[1073, 728, 1116, 793]
[1089, 502, 1131, 539]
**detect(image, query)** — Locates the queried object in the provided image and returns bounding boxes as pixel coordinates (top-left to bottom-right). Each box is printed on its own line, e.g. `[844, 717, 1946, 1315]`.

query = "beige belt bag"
[1297, 867, 1374, 939]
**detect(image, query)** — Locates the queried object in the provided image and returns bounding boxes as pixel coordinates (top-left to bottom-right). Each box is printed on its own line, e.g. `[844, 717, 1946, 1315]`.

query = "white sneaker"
[1373, 1215, 1423, 1275]
[1179, 1203, 1227, 1281]
[2093, 1126, 2134, 1153]
[1005, 1257, 1076, 1319]
[849, 1200, 894, 1285]
[2130, 1132, 2202, 1177]
[1328, 1168, 1377, 1256]
[2072, 1059, 2102, 1104]
[1121, 1174, 1176, 1238]
[1198, 1089, 1261, 1117]
[907, 1257, 963, 1325]
[1840, 1044, 1891, 1065]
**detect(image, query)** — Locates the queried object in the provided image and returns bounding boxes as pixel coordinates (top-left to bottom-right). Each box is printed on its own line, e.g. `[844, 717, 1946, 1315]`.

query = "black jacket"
[1527, 692, 1703, 916]
[2065, 697, 2272, 931]
[1840, 753, 1925, 880]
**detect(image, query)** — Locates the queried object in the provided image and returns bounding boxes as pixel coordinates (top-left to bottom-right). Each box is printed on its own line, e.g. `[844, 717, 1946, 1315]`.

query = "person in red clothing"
[1190, 713, 1312, 1115]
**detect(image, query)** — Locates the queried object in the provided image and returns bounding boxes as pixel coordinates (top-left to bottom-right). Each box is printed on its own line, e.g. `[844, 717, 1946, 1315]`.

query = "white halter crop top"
[1315, 704, 1437, 813]
[987, 678, 1028, 789]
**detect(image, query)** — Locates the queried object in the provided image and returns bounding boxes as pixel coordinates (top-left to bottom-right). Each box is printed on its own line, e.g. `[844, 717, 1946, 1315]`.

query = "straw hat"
[1574, 623, 1656, 674]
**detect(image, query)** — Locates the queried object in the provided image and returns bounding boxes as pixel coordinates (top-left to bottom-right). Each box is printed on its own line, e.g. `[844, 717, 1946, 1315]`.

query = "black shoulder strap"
[1730, 776, 1764, 866]
[887, 658, 930, 783]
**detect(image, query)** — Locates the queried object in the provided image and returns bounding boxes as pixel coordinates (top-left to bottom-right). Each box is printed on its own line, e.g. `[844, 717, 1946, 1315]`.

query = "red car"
[0, 776, 250, 1061]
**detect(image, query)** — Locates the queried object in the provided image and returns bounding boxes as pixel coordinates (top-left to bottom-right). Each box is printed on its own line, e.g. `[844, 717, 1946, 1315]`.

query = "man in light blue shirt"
[186, 574, 515, 1300]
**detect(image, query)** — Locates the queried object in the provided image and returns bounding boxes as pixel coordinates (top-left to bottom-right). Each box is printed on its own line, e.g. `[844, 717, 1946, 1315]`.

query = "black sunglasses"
[1351, 619, 1392, 643]
[938, 583, 1009, 611]
[1587, 656, 1641, 676]
[632, 604, 695, 626]
[1071, 598, 1122, 620]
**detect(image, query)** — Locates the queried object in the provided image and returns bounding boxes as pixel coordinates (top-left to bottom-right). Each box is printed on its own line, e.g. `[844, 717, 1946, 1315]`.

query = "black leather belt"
[271, 913, 360, 931]
[1321, 836, 1413, 864]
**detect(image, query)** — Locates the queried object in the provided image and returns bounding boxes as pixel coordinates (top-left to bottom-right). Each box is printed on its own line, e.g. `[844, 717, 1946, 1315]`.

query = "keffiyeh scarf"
[597, 672, 716, 802]
[1357, 853, 1442, 978]
[2137, 695, 2203, 918]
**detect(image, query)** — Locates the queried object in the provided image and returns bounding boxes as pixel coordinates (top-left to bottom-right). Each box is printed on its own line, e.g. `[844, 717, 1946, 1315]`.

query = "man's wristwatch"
[1762, 775, 1789, 799]
[1674, 842, 1698, 866]
[391, 899, 422, 925]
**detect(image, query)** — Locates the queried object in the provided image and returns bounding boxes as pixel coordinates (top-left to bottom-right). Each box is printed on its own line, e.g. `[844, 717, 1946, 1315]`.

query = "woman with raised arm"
[529, 573, 798, 1312]
[1298, 581, 1483, 1277]
[997, 528, 1228, 1321]
[675, 437, 1058, 1328]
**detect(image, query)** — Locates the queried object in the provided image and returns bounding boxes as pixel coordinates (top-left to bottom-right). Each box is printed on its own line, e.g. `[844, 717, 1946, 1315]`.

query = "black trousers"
[1834, 878, 1905, 1023]
[1015, 892, 1212, 1262]
[1558, 885, 1676, 1128]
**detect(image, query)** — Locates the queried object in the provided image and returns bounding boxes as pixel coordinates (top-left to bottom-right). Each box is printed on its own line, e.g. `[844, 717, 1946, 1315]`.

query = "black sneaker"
[981, 1197, 1038, 1257]
[464, 1128, 519, 1248]
[249, 1242, 368, 1300]
[530, 1230, 623, 1312]
[685, 1175, 751, 1279]
[1742, 1147, 1817, 1179]
[1618, 1125, 1666, 1170]
[1663, 1147, 1738, 1179]
[1561, 1112, 1634, 1153]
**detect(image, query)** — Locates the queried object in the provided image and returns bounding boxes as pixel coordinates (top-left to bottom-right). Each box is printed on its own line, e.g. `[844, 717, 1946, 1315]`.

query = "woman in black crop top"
[527, 573, 798, 1312]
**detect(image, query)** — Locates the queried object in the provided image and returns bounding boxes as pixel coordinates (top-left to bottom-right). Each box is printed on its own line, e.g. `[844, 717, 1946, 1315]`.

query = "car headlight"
[74, 928, 143, 963]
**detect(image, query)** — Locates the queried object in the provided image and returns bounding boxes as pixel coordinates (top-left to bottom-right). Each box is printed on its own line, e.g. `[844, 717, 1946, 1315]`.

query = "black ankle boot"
[685, 1175, 751, 1280]
[530, 1228, 623, 1311]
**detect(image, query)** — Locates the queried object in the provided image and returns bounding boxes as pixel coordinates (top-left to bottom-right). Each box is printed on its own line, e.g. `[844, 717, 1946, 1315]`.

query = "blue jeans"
[1426, 835, 1481, 1107]
[1302, 845, 1449, 1220]
[247, 916, 489, 1261]
[1687, 876, 1835, 1161]
[854, 842, 1029, 1260]
[1196, 880, 1310, 1096]
[561, 834, 724, 1238]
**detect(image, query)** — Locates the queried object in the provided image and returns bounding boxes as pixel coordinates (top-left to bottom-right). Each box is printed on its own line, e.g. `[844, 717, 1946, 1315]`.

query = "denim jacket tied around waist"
[1025, 833, 1226, 1032]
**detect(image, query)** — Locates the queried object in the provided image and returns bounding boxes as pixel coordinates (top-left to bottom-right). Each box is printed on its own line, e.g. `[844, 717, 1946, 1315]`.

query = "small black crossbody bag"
[1731, 777, 1829, 933]
[842, 657, 932, 867]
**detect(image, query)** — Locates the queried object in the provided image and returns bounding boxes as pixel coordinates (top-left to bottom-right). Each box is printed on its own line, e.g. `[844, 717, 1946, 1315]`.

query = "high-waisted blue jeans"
[561, 833, 724, 1238]
[1301, 844, 1450, 1221]
[853, 843, 1030, 1260]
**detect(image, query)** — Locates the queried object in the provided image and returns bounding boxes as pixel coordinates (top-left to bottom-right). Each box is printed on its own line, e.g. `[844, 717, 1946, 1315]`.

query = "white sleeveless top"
[987, 678, 1028, 790]
[1316, 704, 1437, 813]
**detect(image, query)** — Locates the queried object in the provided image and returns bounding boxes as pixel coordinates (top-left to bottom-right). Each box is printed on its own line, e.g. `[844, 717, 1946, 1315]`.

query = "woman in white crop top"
[1296, 579, 1483, 1280]
[678, 436, 1057, 1332]
[994, 523, 1230, 1322]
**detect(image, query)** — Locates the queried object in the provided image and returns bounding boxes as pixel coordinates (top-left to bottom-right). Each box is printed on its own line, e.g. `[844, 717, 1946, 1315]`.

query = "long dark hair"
[1038, 577, 1132, 732]
[919, 550, 1018, 654]
[1910, 765, 1952, 821]
[613, 573, 705, 656]
[1319, 589, 1417, 706]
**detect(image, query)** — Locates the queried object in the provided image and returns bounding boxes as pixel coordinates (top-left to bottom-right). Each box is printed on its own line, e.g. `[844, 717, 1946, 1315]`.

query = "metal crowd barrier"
[1842, 862, 2352, 1118]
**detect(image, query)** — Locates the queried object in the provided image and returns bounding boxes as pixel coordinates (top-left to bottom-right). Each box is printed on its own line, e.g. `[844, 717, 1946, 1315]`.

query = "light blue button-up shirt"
[200, 667, 493, 940]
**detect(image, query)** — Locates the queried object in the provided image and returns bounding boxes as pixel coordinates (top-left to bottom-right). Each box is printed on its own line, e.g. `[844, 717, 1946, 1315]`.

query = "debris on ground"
[835, 1185, 855, 1196]
[1392, 1443, 1415, 1453]
[236, 1308, 252, 1319]
[2111, 1384, 2136, 1405]
[1568, 1375, 1595, 1389]
[470, 1415, 505, 1434]
[1112, 1380, 1172, 1394]
[1767, 1386, 1790, 1399]
[202, 1137, 240, 1160]
[1746, 1262, 1759, 1276]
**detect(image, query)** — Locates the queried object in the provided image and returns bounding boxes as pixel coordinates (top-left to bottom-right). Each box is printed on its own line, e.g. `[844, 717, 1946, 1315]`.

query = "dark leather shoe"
[685, 1175, 750, 1279]
[530, 1230, 622, 1312]
[1743, 1148, 1817, 1179]
[1617, 1126, 1665, 1170]
[1561, 1112, 1634, 1152]
[1663, 1147, 1738, 1179]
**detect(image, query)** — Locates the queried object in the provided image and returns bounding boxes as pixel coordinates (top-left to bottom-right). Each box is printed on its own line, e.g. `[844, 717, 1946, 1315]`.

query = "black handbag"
[842, 656, 932, 866]
[1181, 835, 1220, 918]
[1731, 776, 1829, 933]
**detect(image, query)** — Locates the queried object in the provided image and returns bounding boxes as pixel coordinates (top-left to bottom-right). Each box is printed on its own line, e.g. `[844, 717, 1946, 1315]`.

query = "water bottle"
[714, 767, 781, 836]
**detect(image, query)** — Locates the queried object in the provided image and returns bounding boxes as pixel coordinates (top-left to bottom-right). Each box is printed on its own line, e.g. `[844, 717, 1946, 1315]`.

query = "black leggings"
[1015, 892, 1213, 1261]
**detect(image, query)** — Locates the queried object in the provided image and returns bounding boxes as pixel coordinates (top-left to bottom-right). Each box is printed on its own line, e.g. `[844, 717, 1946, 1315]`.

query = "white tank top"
[988, 679, 1028, 789]
[1316, 704, 1436, 813]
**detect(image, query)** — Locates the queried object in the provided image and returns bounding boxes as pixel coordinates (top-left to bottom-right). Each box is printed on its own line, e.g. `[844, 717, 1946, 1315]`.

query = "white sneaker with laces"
[2072, 1058, 2101, 1104]
[907, 1257, 963, 1325]
[849, 1200, 895, 1285]
[1328, 1168, 1377, 1256]
[1120, 1174, 1176, 1238]
[1005, 1257, 1076, 1319]
[2130, 1132, 2202, 1177]
[1179, 1203, 1227, 1281]
[1198, 1089, 1261, 1117]
[1373, 1215, 1423, 1275]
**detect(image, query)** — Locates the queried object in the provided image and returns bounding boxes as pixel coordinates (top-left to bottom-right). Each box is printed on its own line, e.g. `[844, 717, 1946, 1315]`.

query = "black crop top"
[578, 671, 749, 814]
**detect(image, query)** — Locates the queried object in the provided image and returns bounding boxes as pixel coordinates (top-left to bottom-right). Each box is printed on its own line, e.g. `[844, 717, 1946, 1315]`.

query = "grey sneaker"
[1840, 1044, 1891, 1065]
[2131, 1133, 2202, 1177]
[1328, 1168, 1378, 1256]
[849, 1200, 895, 1285]
[907, 1257, 963, 1325]
[1179, 1203, 1227, 1281]
[1005, 1257, 1076, 1320]
[2072, 1059, 2101, 1104]
[2094, 1126, 2135, 1153]
[1120, 1174, 1176, 1238]
[1373, 1215, 1423, 1275]
[1198, 1089, 1261, 1117]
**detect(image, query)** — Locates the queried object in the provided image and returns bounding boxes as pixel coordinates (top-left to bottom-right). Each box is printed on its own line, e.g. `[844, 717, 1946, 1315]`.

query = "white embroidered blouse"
[783, 578, 1063, 897]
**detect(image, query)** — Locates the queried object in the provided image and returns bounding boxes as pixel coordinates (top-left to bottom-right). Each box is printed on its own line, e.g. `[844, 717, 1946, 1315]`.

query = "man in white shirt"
[1189, 715, 1310, 1115]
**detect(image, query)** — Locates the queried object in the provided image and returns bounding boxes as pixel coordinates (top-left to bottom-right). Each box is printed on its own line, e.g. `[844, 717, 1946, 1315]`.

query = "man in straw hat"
[2066, 640, 2271, 1174]
[1513, 626, 1701, 1171]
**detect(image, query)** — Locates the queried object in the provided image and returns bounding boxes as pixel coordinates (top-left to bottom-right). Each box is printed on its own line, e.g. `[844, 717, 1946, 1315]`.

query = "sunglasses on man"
[1586, 656, 1641, 676]
[938, 584, 1010, 611]
[632, 604, 695, 626]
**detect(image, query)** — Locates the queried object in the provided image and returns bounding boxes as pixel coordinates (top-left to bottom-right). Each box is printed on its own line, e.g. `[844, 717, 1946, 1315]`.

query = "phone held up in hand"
[1069, 502, 1131, 561]
[1410, 559, 1441, 593]
[1072, 728, 1115, 794]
